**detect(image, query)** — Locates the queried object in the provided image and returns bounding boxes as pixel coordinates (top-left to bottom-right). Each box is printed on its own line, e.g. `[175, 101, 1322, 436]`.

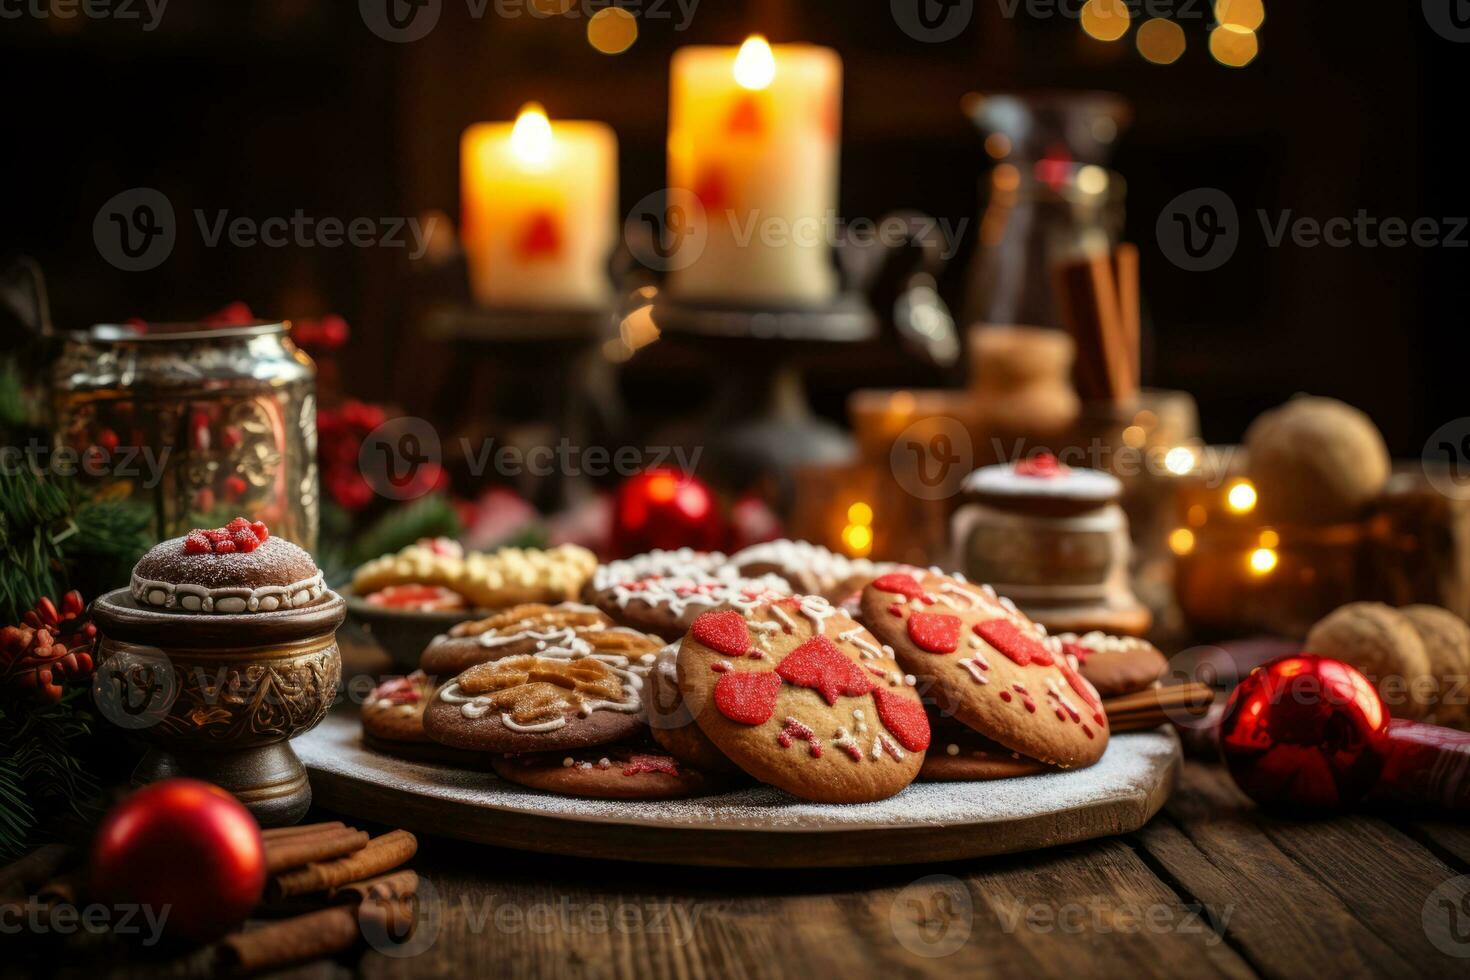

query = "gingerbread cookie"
[361, 672, 490, 767]
[587, 549, 790, 640]
[677, 597, 929, 803]
[423, 639, 647, 753]
[920, 717, 1053, 782]
[131, 519, 327, 615]
[491, 745, 718, 799]
[420, 602, 621, 676]
[645, 643, 742, 775]
[1057, 631, 1168, 698]
[862, 570, 1108, 769]
[726, 539, 895, 600]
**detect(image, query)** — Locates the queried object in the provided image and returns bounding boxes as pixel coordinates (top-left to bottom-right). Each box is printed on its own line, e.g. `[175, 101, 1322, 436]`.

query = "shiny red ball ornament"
[612, 468, 726, 557]
[1219, 654, 1390, 815]
[90, 779, 266, 942]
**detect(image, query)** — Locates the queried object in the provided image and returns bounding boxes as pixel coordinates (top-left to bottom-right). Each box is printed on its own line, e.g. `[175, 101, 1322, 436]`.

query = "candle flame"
[511, 102, 553, 167]
[734, 34, 776, 90]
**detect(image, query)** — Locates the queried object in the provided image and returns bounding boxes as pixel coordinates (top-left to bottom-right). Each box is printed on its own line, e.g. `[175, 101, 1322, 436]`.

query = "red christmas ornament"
[90, 779, 266, 942]
[1219, 655, 1389, 815]
[611, 469, 726, 557]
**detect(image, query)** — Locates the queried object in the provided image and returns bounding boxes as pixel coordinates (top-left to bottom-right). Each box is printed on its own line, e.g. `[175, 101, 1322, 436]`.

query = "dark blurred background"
[1, 0, 1461, 455]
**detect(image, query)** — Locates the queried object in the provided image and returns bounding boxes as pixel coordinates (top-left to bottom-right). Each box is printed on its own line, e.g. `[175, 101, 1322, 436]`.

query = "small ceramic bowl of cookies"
[343, 540, 599, 669]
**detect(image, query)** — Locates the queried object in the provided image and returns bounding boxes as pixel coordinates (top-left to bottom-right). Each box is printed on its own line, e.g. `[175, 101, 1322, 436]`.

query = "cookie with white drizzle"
[676, 595, 929, 803]
[420, 602, 619, 676]
[586, 549, 792, 641]
[361, 671, 492, 767]
[423, 627, 653, 753]
[862, 570, 1109, 770]
[726, 539, 897, 600]
[491, 743, 722, 800]
[130, 519, 326, 615]
[1057, 631, 1168, 698]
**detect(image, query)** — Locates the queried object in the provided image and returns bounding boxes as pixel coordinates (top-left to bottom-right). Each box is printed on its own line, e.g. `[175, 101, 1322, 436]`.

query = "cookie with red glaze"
[1058, 631, 1168, 698]
[585, 549, 790, 641]
[862, 570, 1108, 769]
[677, 597, 927, 803]
[491, 744, 720, 799]
[645, 643, 743, 775]
[360, 671, 491, 767]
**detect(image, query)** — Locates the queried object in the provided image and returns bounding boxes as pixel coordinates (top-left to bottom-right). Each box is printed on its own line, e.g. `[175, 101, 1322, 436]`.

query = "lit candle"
[668, 36, 842, 305]
[461, 104, 617, 309]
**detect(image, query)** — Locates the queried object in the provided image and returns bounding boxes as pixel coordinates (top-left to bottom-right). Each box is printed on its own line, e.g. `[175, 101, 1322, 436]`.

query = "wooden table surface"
[275, 760, 1466, 980]
[15, 758, 1468, 979]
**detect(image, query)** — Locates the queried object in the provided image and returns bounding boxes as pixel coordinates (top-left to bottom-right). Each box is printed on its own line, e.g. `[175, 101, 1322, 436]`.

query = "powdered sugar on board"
[298, 713, 1178, 834]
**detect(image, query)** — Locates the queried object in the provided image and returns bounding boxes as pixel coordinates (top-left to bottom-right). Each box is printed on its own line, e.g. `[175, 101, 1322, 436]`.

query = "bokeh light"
[1080, 0, 1131, 42]
[1215, 0, 1265, 31]
[1210, 25, 1259, 67]
[1249, 547, 1278, 575]
[1227, 480, 1258, 513]
[1137, 18, 1186, 65]
[587, 7, 638, 55]
[1169, 528, 1196, 556]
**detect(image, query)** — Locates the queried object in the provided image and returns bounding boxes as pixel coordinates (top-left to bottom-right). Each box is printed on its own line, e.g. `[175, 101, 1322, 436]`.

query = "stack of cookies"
[359, 541, 1157, 804]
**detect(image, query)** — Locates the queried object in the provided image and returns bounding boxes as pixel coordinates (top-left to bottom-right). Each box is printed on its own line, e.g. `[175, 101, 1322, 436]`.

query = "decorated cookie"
[420, 602, 626, 676]
[491, 744, 719, 800]
[361, 672, 490, 766]
[1057, 631, 1169, 698]
[423, 633, 648, 753]
[726, 539, 896, 600]
[861, 570, 1108, 769]
[645, 643, 743, 775]
[677, 597, 929, 803]
[130, 519, 327, 614]
[587, 549, 791, 641]
[920, 717, 1053, 782]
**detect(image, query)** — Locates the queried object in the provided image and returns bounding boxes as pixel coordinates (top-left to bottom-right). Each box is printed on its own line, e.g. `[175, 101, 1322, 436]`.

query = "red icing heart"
[691, 610, 752, 658]
[775, 635, 876, 706]
[974, 619, 1054, 667]
[872, 687, 931, 752]
[872, 573, 924, 600]
[907, 612, 961, 654]
[713, 670, 782, 725]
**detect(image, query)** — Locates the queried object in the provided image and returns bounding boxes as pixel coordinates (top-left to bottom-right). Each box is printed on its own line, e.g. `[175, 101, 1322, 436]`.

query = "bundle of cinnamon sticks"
[1054, 243, 1141, 405]
[1102, 681, 1216, 734]
[218, 821, 421, 974]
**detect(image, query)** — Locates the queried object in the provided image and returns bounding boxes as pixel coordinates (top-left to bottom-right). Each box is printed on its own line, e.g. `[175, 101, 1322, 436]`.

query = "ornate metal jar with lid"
[50, 321, 319, 550]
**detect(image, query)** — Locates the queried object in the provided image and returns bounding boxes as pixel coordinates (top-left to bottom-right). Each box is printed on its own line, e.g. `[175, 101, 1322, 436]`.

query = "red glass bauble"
[612, 469, 726, 557]
[1219, 655, 1389, 814]
[90, 779, 266, 942]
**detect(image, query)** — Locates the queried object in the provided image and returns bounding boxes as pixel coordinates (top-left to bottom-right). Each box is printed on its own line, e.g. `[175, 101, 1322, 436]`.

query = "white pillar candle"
[461, 104, 617, 309]
[667, 36, 842, 306]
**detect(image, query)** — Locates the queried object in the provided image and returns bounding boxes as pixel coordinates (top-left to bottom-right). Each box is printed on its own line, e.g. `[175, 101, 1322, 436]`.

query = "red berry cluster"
[184, 517, 270, 555]
[0, 592, 95, 703]
[1015, 452, 1068, 478]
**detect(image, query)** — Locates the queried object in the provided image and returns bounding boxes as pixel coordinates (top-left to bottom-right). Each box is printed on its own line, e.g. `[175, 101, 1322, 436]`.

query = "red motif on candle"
[727, 94, 765, 135]
[517, 210, 562, 260]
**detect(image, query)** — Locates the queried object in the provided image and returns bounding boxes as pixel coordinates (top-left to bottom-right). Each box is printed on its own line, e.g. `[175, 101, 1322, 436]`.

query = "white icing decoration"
[131, 568, 326, 615]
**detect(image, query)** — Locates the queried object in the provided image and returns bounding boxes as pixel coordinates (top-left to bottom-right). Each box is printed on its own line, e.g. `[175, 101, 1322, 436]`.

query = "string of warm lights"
[1082, 0, 1264, 69]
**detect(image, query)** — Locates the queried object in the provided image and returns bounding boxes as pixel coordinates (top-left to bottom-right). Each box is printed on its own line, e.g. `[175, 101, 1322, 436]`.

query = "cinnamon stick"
[1104, 682, 1216, 733]
[329, 869, 418, 905]
[270, 830, 417, 900]
[264, 828, 369, 875]
[260, 821, 346, 841]
[217, 906, 361, 974]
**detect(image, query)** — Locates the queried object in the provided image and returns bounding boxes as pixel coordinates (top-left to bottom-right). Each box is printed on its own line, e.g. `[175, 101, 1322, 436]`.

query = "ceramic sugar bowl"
[91, 518, 343, 825]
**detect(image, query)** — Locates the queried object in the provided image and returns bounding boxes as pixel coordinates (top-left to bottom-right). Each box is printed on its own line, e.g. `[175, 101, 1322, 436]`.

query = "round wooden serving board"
[297, 712, 1179, 867]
